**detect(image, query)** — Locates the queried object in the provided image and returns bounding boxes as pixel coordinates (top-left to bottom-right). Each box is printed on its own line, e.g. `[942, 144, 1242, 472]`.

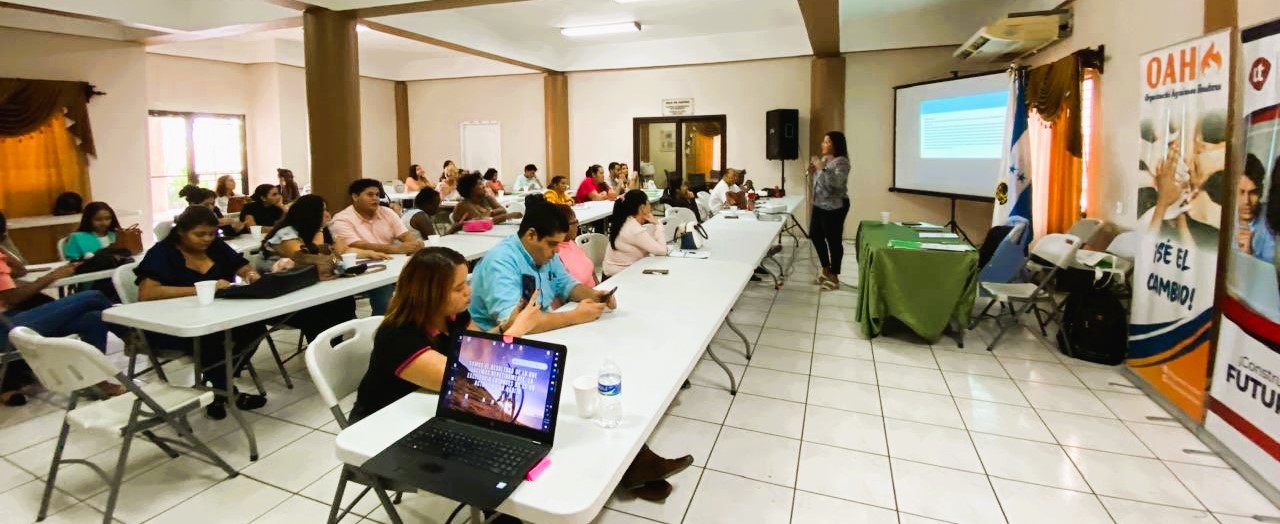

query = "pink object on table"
[526, 457, 551, 481]
[462, 219, 494, 232]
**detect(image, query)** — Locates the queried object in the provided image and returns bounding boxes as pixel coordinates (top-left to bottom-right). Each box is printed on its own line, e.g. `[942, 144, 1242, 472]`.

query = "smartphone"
[521, 274, 537, 303]
[599, 287, 618, 301]
[642, 269, 669, 275]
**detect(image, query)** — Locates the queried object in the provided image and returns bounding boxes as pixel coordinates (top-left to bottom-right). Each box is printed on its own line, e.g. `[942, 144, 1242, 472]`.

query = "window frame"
[147, 109, 248, 192]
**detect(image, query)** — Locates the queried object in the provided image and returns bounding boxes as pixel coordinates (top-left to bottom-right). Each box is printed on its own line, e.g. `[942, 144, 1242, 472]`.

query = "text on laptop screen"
[443, 335, 561, 433]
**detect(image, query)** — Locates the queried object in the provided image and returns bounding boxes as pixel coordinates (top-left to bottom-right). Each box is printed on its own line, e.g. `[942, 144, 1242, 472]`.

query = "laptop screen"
[438, 331, 566, 441]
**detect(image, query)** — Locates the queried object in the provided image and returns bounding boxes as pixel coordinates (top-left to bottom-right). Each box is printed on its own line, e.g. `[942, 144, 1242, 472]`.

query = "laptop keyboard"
[401, 424, 541, 477]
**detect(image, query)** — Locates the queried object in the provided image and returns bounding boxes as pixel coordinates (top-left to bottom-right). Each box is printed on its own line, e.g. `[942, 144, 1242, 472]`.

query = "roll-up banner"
[1206, 17, 1280, 492]
[1130, 30, 1231, 422]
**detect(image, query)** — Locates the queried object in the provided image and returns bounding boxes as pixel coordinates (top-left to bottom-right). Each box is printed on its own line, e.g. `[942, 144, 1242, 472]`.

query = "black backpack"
[1056, 290, 1128, 365]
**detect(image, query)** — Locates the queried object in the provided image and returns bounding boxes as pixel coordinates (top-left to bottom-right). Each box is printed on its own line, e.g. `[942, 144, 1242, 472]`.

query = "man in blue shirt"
[469, 195, 615, 332]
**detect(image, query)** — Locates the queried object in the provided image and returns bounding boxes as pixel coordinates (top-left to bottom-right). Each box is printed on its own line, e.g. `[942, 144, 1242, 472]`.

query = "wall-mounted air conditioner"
[954, 9, 1073, 63]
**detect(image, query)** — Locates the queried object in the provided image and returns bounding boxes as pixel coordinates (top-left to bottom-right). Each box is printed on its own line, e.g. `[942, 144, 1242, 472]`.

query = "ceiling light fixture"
[356, 23, 370, 32]
[560, 21, 641, 37]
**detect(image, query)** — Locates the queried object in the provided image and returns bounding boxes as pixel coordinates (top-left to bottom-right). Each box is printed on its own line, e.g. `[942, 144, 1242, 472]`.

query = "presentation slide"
[895, 72, 1009, 199]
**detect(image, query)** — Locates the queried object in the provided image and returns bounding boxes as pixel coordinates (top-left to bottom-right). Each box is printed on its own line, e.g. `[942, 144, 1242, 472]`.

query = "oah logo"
[1250, 57, 1271, 92]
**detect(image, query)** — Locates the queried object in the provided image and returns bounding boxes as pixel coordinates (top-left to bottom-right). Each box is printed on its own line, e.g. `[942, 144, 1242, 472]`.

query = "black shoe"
[753, 266, 769, 275]
[206, 401, 227, 420]
[2, 392, 28, 407]
[750, 274, 763, 282]
[681, 379, 692, 390]
[235, 393, 268, 411]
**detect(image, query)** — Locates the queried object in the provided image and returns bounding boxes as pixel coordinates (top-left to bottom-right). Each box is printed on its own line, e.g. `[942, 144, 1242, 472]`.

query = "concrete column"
[544, 72, 570, 183]
[395, 80, 410, 179]
[303, 8, 362, 207]
[808, 55, 845, 157]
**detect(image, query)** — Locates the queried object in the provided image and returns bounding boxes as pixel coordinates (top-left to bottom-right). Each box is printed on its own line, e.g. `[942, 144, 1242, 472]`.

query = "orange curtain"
[690, 133, 714, 174]
[0, 113, 88, 217]
[1044, 110, 1084, 235]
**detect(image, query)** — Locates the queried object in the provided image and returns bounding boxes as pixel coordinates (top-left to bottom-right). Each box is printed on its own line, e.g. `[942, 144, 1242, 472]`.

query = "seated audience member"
[349, 246, 542, 422]
[0, 211, 25, 265]
[467, 195, 691, 500]
[554, 204, 595, 286]
[180, 185, 246, 236]
[134, 206, 268, 419]
[240, 184, 286, 233]
[468, 195, 614, 333]
[214, 175, 238, 213]
[619, 163, 639, 190]
[607, 162, 624, 190]
[452, 172, 523, 225]
[405, 187, 458, 239]
[659, 175, 703, 222]
[64, 201, 137, 260]
[544, 176, 573, 205]
[603, 190, 668, 277]
[575, 165, 613, 203]
[52, 192, 84, 216]
[277, 168, 301, 205]
[261, 194, 386, 342]
[708, 167, 745, 210]
[514, 164, 543, 193]
[405, 163, 434, 192]
[0, 252, 128, 405]
[331, 179, 424, 315]
[483, 168, 505, 194]
[438, 163, 461, 200]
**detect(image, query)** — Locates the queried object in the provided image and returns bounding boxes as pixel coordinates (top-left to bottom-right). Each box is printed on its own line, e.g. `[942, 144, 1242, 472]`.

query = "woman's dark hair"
[608, 190, 649, 249]
[77, 202, 122, 233]
[550, 175, 566, 187]
[586, 164, 603, 180]
[407, 164, 422, 181]
[414, 187, 441, 210]
[826, 131, 849, 158]
[384, 247, 467, 334]
[457, 172, 483, 200]
[265, 194, 332, 252]
[52, 192, 83, 216]
[347, 178, 383, 197]
[250, 183, 275, 204]
[170, 205, 220, 242]
[483, 168, 499, 181]
[518, 194, 569, 239]
[179, 185, 216, 206]
[0, 210, 7, 237]
[554, 204, 578, 240]
[662, 174, 685, 200]
[215, 175, 236, 197]
[277, 168, 300, 203]
[443, 160, 455, 170]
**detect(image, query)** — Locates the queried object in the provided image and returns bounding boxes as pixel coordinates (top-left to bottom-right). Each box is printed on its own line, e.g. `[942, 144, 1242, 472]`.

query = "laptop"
[361, 330, 567, 509]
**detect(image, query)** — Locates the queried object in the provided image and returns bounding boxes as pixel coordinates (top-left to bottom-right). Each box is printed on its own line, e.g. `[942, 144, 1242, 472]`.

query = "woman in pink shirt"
[603, 190, 668, 277]
[553, 204, 597, 286]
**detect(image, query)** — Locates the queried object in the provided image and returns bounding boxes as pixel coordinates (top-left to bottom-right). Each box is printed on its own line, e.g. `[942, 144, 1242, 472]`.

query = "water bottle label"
[598, 382, 621, 396]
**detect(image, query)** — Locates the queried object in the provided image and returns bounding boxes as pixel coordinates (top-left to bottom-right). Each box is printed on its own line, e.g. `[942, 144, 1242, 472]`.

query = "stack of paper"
[918, 232, 960, 239]
[920, 243, 974, 252]
[669, 250, 710, 259]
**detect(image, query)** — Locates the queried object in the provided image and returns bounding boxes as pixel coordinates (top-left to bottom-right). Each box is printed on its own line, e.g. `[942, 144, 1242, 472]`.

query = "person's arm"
[395, 231, 424, 252]
[0, 247, 27, 278]
[0, 263, 76, 306]
[568, 283, 617, 308]
[138, 277, 226, 300]
[409, 212, 437, 238]
[236, 263, 261, 284]
[396, 349, 449, 392]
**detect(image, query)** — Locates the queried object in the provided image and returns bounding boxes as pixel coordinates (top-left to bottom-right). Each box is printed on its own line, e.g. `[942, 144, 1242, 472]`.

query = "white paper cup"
[729, 205, 739, 212]
[195, 281, 217, 306]
[249, 225, 264, 240]
[426, 234, 442, 247]
[498, 190, 505, 198]
[880, 211, 891, 224]
[573, 375, 597, 419]
[340, 252, 358, 269]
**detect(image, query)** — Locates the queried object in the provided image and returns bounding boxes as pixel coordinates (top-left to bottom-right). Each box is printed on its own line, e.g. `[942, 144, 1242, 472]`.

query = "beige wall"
[1240, 0, 1279, 28]
[146, 54, 250, 115]
[405, 74, 546, 186]
[360, 76, 398, 183]
[567, 58, 811, 196]
[843, 46, 993, 239]
[1024, 0, 1206, 230]
[246, 62, 283, 187]
[0, 28, 150, 227]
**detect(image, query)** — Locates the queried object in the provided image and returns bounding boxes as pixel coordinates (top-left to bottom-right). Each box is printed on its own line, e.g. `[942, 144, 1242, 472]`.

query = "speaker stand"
[944, 197, 974, 245]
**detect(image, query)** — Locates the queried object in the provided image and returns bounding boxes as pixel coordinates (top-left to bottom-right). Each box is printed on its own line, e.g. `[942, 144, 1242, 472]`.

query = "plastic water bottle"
[596, 359, 622, 428]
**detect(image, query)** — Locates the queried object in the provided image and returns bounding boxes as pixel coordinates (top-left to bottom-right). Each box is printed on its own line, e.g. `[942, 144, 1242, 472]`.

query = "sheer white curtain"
[1027, 111, 1054, 240]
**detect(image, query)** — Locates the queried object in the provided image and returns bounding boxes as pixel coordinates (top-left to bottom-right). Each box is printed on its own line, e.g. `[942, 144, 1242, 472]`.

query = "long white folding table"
[335, 255, 756, 524]
[455, 201, 615, 239]
[17, 234, 264, 291]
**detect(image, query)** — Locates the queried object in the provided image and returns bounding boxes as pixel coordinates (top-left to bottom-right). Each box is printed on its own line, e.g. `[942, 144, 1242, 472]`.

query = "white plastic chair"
[974, 233, 1082, 350]
[664, 206, 697, 228]
[304, 316, 404, 524]
[56, 236, 69, 262]
[695, 191, 713, 217]
[658, 216, 679, 243]
[112, 262, 175, 381]
[576, 233, 608, 283]
[8, 326, 236, 524]
[153, 221, 173, 241]
[1105, 230, 1141, 262]
[1066, 218, 1104, 246]
[506, 201, 526, 215]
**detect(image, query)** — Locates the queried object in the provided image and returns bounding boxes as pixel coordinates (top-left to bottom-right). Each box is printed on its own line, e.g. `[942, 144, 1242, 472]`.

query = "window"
[147, 111, 246, 221]
[1080, 69, 1099, 216]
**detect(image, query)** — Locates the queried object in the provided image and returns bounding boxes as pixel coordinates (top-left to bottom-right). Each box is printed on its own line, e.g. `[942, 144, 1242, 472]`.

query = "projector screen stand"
[944, 197, 974, 245]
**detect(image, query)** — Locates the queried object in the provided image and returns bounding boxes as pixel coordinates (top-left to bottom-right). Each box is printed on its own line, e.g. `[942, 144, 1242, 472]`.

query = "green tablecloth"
[855, 221, 979, 342]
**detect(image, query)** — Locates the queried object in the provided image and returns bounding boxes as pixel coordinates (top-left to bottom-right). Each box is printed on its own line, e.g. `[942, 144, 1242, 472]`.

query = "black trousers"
[810, 198, 851, 274]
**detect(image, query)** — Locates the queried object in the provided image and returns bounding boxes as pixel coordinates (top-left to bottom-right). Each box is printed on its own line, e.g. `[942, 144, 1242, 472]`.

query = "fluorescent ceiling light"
[356, 24, 370, 32]
[560, 22, 641, 37]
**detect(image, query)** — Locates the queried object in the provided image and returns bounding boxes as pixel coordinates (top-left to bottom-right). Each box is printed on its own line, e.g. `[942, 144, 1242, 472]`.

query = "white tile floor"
[1, 246, 1277, 523]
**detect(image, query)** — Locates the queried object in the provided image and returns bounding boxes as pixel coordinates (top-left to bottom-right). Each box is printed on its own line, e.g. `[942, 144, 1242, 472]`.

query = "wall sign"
[662, 98, 694, 116]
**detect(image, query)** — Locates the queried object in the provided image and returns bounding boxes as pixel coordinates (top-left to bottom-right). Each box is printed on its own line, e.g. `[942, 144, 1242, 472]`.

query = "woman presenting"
[807, 131, 851, 290]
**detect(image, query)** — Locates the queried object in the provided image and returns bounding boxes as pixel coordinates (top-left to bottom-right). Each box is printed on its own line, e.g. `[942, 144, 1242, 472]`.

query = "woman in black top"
[277, 168, 301, 205]
[240, 184, 286, 233]
[179, 185, 247, 237]
[349, 247, 542, 423]
[659, 174, 702, 222]
[134, 205, 267, 419]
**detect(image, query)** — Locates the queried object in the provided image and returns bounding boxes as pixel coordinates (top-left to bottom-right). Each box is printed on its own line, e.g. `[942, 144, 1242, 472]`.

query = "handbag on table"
[676, 221, 708, 250]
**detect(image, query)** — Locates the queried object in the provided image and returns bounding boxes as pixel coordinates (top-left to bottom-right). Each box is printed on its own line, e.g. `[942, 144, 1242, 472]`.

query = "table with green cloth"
[855, 220, 979, 344]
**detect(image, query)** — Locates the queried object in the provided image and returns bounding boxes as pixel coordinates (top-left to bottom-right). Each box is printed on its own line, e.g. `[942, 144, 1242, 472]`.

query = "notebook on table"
[360, 331, 567, 510]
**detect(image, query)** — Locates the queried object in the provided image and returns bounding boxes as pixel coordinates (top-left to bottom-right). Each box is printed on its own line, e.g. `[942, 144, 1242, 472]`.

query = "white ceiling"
[0, 0, 1064, 80]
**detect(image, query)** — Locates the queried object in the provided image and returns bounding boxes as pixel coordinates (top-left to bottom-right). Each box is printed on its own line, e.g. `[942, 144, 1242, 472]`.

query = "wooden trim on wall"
[359, 19, 553, 73]
[1203, 0, 1237, 32]
[345, 0, 530, 18]
[141, 16, 303, 45]
[797, 0, 840, 57]
[395, 81, 411, 179]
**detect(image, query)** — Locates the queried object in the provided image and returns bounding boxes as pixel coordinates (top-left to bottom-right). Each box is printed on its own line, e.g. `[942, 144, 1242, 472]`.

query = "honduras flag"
[992, 68, 1031, 230]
